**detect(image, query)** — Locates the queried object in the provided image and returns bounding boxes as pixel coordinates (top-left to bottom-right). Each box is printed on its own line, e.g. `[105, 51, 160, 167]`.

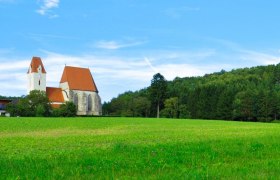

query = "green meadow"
[0, 117, 280, 179]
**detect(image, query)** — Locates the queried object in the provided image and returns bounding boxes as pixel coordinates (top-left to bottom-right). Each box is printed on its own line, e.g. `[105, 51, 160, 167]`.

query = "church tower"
[27, 57, 47, 94]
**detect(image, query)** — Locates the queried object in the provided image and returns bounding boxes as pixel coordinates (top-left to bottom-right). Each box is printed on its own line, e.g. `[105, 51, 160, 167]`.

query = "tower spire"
[27, 57, 47, 94]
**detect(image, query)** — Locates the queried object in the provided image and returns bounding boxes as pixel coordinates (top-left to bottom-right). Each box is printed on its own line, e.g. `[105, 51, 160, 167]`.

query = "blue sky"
[1, 0, 280, 102]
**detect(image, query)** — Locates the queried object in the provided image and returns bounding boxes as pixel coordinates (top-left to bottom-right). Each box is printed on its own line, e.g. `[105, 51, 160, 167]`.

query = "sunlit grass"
[0, 117, 279, 179]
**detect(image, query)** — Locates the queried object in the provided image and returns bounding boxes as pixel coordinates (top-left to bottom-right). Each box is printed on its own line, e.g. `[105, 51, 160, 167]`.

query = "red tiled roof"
[46, 87, 64, 103]
[60, 66, 98, 92]
[27, 57, 47, 74]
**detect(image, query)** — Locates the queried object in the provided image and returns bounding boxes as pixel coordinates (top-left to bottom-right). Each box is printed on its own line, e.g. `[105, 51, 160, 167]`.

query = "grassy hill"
[0, 117, 280, 179]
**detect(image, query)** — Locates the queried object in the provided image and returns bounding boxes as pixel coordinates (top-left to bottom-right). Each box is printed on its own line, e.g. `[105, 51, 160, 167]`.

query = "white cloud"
[0, 60, 29, 71]
[0, 50, 223, 101]
[1, 45, 280, 101]
[36, 0, 60, 17]
[41, 51, 236, 101]
[0, 58, 30, 97]
[94, 40, 147, 50]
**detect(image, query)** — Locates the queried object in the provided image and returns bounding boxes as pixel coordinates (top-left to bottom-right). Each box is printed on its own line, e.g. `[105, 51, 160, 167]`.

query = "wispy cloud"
[206, 37, 280, 65]
[36, 0, 60, 17]
[1, 42, 280, 101]
[39, 51, 222, 101]
[0, 50, 223, 101]
[94, 39, 147, 50]
[144, 57, 158, 73]
[27, 33, 79, 41]
[240, 50, 280, 65]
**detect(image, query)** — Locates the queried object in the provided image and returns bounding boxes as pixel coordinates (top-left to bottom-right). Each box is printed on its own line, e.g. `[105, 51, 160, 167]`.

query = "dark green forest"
[0, 95, 19, 100]
[103, 64, 280, 122]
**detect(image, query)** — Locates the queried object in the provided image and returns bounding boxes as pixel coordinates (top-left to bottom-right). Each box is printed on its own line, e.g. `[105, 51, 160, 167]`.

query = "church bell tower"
[27, 57, 47, 94]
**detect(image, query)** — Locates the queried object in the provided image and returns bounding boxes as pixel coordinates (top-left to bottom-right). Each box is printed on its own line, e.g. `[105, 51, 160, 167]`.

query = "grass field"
[0, 117, 280, 179]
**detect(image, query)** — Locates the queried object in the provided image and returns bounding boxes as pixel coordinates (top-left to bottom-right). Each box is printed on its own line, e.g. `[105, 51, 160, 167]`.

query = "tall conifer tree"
[150, 73, 167, 118]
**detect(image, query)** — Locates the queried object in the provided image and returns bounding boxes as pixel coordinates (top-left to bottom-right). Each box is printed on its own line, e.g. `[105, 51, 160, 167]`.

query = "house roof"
[0, 99, 12, 104]
[27, 57, 46, 74]
[46, 87, 64, 103]
[60, 66, 98, 92]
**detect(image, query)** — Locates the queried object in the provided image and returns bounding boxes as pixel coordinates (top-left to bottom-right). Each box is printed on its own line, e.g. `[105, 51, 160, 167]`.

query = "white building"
[27, 57, 102, 115]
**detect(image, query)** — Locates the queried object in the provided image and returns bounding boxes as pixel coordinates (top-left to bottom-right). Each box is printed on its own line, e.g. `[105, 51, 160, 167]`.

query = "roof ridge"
[91, 72, 98, 93]
[65, 65, 90, 70]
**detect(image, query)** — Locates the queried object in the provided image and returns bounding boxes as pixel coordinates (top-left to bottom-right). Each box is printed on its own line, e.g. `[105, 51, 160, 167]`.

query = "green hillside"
[104, 64, 280, 122]
[1, 117, 280, 179]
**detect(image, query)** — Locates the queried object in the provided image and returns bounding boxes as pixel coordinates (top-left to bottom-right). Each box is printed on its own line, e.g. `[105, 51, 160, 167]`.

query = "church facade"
[27, 57, 102, 115]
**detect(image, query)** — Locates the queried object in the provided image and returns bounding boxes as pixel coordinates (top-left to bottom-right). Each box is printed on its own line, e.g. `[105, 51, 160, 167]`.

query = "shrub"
[52, 102, 76, 117]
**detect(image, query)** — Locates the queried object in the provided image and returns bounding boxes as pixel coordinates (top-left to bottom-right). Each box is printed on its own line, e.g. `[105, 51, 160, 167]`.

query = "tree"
[6, 100, 20, 117]
[233, 90, 257, 121]
[178, 104, 190, 119]
[59, 101, 77, 117]
[102, 102, 111, 116]
[216, 88, 235, 120]
[36, 104, 46, 117]
[150, 73, 167, 118]
[162, 97, 179, 118]
[133, 97, 151, 117]
[27, 90, 51, 117]
[109, 91, 134, 117]
[6, 90, 51, 117]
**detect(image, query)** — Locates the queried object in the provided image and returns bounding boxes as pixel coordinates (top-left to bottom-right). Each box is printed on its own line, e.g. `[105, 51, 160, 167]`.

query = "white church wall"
[92, 92, 102, 115]
[70, 90, 102, 115]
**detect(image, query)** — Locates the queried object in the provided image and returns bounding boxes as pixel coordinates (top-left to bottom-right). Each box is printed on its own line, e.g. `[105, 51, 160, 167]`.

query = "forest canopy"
[103, 64, 280, 122]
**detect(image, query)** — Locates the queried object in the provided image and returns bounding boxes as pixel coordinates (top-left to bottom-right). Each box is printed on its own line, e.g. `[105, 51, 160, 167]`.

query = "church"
[27, 57, 102, 115]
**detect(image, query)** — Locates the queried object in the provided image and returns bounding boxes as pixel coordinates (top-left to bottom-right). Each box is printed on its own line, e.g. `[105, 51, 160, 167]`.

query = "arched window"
[74, 94, 78, 110]
[87, 94, 92, 111]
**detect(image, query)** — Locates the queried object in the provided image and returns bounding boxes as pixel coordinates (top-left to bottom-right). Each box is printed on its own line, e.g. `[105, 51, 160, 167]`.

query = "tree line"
[6, 90, 76, 117]
[103, 64, 280, 122]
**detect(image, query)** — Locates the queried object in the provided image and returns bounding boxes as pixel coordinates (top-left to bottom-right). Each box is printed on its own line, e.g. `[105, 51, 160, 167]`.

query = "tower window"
[39, 80, 41, 86]
[74, 94, 79, 110]
[88, 95, 92, 111]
